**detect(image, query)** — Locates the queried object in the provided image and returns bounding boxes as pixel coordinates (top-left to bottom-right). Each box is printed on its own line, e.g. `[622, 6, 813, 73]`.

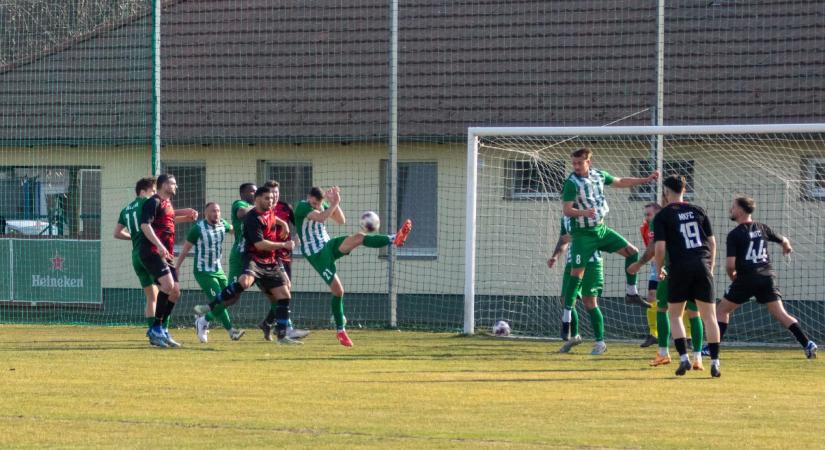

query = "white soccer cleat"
[559, 335, 583, 353]
[229, 328, 245, 341]
[277, 336, 304, 345]
[590, 341, 607, 356]
[287, 327, 310, 339]
[195, 315, 209, 343]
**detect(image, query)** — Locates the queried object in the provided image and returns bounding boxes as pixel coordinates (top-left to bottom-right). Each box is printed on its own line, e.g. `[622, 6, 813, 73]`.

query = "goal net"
[466, 124, 825, 344]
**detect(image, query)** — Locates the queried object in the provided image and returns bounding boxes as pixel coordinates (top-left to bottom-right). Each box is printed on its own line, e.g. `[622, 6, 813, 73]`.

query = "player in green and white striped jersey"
[114, 177, 160, 332]
[560, 147, 658, 355]
[294, 186, 412, 347]
[175, 202, 245, 342]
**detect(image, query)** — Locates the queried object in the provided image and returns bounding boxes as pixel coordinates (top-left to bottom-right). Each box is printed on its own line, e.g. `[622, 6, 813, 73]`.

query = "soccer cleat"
[701, 344, 711, 357]
[625, 293, 652, 308]
[675, 359, 692, 376]
[640, 334, 657, 348]
[193, 304, 212, 315]
[147, 328, 168, 348]
[229, 328, 245, 341]
[258, 320, 273, 341]
[649, 354, 672, 366]
[336, 330, 354, 347]
[277, 336, 304, 345]
[560, 321, 571, 341]
[590, 341, 607, 356]
[559, 335, 583, 353]
[195, 315, 209, 343]
[287, 327, 310, 339]
[711, 363, 721, 378]
[393, 219, 413, 247]
[163, 329, 182, 348]
[692, 360, 705, 371]
[805, 341, 818, 359]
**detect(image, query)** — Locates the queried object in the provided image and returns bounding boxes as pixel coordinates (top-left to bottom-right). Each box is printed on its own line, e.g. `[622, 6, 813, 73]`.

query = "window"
[258, 161, 313, 207]
[0, 165, 100, 238]
[506, 159, 565, 200]
[380, 161, 438, 258]
[631, 159, 695, 201]
[801, 157, 825, 200]
[161, 161, 206, 247]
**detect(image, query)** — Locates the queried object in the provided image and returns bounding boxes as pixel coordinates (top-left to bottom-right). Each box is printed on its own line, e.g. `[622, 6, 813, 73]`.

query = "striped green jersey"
[186, 219, 232, 273]
[117, 197, 148, 251]
[559, 216, 601, 264]
[230, 199, 251, 252]
[561, 169, 614, 229]
[294, 200, 331, 256]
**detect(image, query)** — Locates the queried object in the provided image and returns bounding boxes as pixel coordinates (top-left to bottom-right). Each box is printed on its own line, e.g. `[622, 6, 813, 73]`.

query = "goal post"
[465, 124, 825, 344]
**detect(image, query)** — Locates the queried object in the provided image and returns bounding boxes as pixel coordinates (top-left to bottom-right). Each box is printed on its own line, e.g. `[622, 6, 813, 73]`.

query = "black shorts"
[282, 261, 292, 281]
[242, 256, 287, 293]
[648, 280, 659, 291]
[139, 248, 178, 283]
[667, 262, 714, 303]
[725, 274, 781, 305]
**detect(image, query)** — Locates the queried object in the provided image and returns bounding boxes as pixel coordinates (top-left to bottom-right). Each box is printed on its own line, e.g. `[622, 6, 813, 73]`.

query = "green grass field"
[0, 325, 821, 449]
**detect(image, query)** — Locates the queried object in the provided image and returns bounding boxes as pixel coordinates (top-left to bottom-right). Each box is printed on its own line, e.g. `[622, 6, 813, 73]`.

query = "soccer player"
[638, 203, 660, 348]
[561, 147, 657, 354]
[141, 173, 197, 348]
[548, 216, 605, 354]
[114, 177, 159, 339]
[227, 183, 257, 285]
[629, 202, 705, 369]
[715, 195, 817, 358]
[195, 186, 299, 344]
[258, 180, 309, 340]
[294, 186, 412, 347]
[175, 202, 245, 343]
[653, 175, 721, 377]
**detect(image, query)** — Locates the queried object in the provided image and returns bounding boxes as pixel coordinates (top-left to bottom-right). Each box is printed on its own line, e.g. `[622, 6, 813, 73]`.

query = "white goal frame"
[464, 123, 825, 335]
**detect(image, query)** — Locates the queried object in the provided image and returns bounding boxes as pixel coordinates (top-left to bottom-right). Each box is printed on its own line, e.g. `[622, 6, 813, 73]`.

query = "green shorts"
[569, 224, 629, 268]
[228, 246, 243, 283]
[194, 270, 229, 300]
[305, 236, 348, 285]
[562, 261, 604, 300]
[656, 276, 697, 311]
[131, 250, 154, 288]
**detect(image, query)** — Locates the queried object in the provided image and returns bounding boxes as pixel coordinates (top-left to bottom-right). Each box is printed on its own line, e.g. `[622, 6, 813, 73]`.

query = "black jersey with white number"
[653, 202, 713, 268]
[726, 221, 782, 277]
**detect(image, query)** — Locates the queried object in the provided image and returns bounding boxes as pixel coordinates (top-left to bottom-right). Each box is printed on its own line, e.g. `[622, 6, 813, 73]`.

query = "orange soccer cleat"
[336, 330, 354, 347]
[393, 219, 413, 247]
[649, 354, 672, 367]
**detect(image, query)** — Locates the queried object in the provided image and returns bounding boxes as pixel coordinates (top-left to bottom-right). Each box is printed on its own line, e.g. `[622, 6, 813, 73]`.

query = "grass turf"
[0, 325, 821, 449]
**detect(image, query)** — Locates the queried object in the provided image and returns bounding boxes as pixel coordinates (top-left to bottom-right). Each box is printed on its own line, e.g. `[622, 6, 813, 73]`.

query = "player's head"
[156, 173, 177, 197]
[643, 202, 661, 221]
[135, 177, 156, 197]
[570, 148, 592, 176]
[308, 186, 324, 209]
[254, 186, 275, 211]
[264, 180, 280, 203]
[239, 183, 257, 203]
[730, 195, 755, 222]
[204, 202, 221, 224]
[662, 174, 686, 202]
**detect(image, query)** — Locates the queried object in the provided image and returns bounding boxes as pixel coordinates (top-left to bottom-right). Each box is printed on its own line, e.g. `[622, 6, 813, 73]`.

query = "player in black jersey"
[653, 175, 721, 377]
[714, 196, 817, 359]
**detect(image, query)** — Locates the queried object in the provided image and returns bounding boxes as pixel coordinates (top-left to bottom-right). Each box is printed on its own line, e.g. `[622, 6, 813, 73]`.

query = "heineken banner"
[0, 239, 101, 304]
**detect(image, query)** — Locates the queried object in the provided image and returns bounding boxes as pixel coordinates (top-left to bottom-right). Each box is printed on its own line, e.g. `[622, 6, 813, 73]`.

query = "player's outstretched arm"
[174, 241, 194, 272]
[113, 223, 131, 241]
[329, 186, 345, 225]
[562, 201, 596, 219]
[254, 239, 294, 252]
[547, 234, 570, 268]
[174, 208, 198, 223]
[628, 242, 655, 275]
[307, 187, 341, 224]
[609, 170, 659, 188]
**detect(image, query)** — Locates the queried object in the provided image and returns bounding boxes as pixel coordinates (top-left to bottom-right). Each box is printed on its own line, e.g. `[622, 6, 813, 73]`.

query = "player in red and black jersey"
[140, 173, 197, 348]
[653, 175, 721, 377]
[715, 196, 817, 358]
[194, 186, 299, 344]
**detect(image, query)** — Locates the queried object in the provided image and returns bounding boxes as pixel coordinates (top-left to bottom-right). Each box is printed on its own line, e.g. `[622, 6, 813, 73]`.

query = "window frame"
[801, 157, 825, 200]
[630, 159, 695, 201]
[160, 161, 206, 252]
[380, 160, 438, 259]
[505, 159, 566, 201]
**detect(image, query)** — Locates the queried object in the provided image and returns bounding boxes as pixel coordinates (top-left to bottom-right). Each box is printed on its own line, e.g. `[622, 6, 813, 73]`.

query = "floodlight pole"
[387, 0, 399, 328]
[655, 0, 665, 199]
[151, 0, 161, 176]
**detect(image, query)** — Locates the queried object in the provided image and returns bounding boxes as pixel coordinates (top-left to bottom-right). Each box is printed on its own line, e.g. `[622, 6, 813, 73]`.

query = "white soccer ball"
[492, 320, 511, 337]
[360, 211, 380, 233]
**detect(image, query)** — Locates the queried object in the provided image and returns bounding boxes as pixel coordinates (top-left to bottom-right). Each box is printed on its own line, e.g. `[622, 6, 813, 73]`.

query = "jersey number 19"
[679, 221, 702, 249]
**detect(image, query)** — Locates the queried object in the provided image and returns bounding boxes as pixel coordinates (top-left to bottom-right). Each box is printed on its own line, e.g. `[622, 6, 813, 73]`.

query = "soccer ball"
[360, 211, 380, 233]
[492, 320, 511, 337]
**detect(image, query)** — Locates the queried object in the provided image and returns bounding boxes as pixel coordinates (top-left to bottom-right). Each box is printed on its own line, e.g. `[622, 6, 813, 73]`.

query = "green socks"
[570, 307, 579, 336]
[331, 295, 345, 330]
[564, 276, 583, 310]
[625, 252, 639, 285]
[656, 310, 670, 348]
[363, 235, 391, 248]
[689, 316, 704, 352]
[588, 307, 604, 341]
[146, 317, 154, 328]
